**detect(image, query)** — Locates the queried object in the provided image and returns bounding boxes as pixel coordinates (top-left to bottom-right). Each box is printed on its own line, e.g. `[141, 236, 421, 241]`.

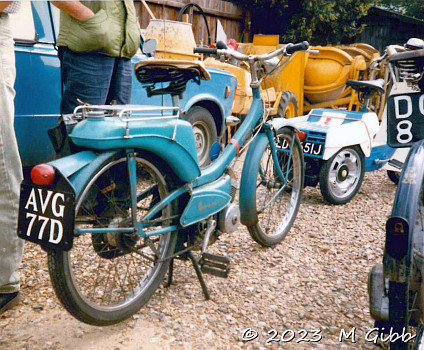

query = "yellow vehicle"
[205, 34, 381, 120]
[205, 35, 307, 119]
[304, 43, 380, 113]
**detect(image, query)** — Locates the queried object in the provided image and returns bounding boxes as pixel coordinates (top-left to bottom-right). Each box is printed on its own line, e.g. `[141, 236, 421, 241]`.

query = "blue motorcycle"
[17, 42, 308, 325]
[368, 45, 424, 349]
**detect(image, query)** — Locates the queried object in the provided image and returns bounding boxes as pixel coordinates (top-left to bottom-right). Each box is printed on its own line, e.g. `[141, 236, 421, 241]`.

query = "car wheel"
[186, 106, 218, 167]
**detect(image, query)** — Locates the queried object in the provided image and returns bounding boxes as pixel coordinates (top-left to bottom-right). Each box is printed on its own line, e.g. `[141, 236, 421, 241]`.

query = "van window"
[9, 1, 36, 43]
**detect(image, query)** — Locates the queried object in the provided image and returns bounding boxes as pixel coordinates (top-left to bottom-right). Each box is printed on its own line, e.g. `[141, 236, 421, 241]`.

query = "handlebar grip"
[286, 41, 309, 55]
[216, 41, 228, 49]
[193, 47, 218, 55]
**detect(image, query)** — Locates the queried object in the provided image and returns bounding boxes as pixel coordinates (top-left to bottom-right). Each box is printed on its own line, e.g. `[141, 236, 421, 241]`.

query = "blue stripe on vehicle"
[307, 108, 364, 125]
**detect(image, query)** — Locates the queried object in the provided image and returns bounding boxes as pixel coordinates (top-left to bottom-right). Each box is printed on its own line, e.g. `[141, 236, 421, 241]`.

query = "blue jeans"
[59, 48, 133, 114]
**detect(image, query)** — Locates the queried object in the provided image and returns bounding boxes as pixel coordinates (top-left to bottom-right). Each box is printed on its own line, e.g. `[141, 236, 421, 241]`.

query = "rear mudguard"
[49, 150, 122, 199]
[239, 133, 269, 227]
[70, 117, 201, 183]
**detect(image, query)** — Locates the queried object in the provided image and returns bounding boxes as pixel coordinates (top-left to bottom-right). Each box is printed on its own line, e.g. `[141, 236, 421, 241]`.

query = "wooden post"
[141, 0, 156, 20]
[181, 14, 190, 23]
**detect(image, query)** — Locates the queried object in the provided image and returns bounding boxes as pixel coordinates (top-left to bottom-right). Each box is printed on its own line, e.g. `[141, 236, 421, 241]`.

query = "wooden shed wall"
[134, 0, 248, 45]
[358, 8, 424, 53]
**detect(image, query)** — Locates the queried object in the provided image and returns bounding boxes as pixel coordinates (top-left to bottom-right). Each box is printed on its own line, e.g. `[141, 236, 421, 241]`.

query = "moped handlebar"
[194, 47, 218, 55]
[285, 41, 309, 55]
[193, 41, 310, 63]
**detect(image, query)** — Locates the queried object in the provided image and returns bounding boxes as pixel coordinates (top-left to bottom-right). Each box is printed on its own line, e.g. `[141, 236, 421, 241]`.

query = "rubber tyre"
[389, 280, 422, 349]
[47, 153, 177, 325]
[387, 170, 400, 185]
[389, 281, 410, 349]
[277, 91, 298, 119]
[186, 106, 218, 167]
[247, 127, 304, 247]
[385, 140, 424, 349]
[319, 146, 365, 205]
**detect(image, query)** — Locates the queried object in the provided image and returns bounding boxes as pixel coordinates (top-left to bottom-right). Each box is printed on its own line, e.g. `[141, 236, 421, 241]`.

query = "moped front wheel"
[48, 153, 177, 325]
[247, 127, 304, 247]
[384, 141, 424, 349]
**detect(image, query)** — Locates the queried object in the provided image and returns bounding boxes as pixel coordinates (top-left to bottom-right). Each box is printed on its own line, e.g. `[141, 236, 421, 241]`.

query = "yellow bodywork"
[204, 34, 381, 117]
[142, 22, 381, 118]
[205, 34, 308, 117]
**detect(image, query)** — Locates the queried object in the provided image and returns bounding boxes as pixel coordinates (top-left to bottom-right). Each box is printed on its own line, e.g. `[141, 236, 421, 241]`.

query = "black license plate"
[280, 139, 323, 157]
[17, 184, 75, 251]
[301, 142, 323, 157]
[387, 92, 424, 148]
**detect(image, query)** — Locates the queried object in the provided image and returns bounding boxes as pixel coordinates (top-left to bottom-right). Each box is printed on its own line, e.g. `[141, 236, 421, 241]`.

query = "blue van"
[11, 1, 236, 167]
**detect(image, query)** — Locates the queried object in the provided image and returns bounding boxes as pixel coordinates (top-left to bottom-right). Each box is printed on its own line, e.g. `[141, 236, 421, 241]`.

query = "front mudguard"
[239, 133, 269, 227]
[384, 139, 424, 283]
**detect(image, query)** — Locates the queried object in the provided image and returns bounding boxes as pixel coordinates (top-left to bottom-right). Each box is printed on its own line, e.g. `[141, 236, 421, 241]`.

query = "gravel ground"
[0, 169, 396, 350]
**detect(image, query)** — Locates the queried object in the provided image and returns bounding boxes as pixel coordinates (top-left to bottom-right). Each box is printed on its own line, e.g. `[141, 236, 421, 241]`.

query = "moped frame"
[73, 86, 286, 240]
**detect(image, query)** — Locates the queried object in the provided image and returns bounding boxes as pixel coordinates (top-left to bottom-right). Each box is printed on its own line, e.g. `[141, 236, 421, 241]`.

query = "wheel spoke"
[248, 129, 303, 245]
[48, 156, 176, 324]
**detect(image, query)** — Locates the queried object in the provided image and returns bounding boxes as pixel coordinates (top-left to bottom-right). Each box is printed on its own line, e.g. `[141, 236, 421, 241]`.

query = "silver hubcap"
[328, 149, 361, 199]
[192, 121, 211, 166]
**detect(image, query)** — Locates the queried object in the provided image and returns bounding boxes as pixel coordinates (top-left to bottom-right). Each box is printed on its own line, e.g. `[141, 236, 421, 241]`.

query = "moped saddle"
[346, 79, 385, 95]
[134, 59, 211, 97]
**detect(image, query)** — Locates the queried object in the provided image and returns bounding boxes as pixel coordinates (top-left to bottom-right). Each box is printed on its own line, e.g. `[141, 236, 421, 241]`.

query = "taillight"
[31, 164, 56, 185]
[385, 216, 409, 259]
[296, 131, 307, 142]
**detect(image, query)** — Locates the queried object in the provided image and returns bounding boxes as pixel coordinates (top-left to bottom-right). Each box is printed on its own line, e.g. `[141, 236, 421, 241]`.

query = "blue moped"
[17, 42, 308, 325]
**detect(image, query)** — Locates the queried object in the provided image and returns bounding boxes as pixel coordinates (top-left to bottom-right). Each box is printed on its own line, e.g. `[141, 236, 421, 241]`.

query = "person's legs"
[106, 57, 132, 105]
[60, 49, 117, 114]
[0, 14, 24, 312]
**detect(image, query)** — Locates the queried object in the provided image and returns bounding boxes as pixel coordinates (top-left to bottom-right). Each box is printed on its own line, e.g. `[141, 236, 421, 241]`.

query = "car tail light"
[296, 131, 307, 142]
[225, 86, 231, 99]
[31, 164, 56, 185]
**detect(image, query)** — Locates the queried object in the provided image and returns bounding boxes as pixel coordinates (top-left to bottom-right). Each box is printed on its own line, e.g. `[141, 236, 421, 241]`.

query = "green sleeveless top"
[56, 0, 140, 59]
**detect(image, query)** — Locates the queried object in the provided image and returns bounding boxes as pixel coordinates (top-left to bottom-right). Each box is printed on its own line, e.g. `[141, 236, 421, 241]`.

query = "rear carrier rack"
[73, 104, 182, 139]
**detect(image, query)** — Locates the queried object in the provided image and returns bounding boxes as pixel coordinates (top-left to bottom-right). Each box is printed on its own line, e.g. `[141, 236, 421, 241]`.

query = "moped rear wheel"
[48, 153, 177, 325]
[248, 127, 304, 247]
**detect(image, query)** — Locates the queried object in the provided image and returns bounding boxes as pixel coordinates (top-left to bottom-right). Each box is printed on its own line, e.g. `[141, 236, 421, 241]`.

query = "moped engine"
[218, 203, 240, 234]
[368, 263, 389, 321]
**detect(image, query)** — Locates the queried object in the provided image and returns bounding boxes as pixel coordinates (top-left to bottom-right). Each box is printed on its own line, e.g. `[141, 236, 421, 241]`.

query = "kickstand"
[187, 251, 211, 300]
[165, 258, 174, 288]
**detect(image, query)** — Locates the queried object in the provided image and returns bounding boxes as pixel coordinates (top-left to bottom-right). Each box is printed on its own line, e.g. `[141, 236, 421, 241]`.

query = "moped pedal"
[388, 158, 403, 169]
[199, 253, 230, 278]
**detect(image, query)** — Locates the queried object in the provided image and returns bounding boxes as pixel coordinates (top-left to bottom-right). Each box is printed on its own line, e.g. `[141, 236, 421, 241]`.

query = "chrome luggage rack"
[73, 104, 182, 139]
